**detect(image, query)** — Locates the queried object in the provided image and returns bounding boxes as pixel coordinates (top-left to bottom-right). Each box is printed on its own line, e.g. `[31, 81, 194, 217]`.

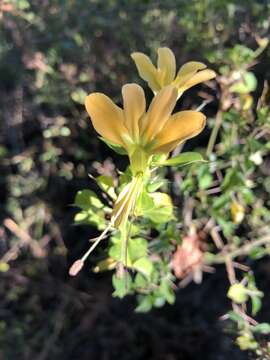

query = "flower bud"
[227, 283, 248, 304]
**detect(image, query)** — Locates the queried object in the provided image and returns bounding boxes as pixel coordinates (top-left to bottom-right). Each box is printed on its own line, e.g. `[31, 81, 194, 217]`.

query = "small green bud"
[227, 283, 248, 304]
[236, 334, 258, 351]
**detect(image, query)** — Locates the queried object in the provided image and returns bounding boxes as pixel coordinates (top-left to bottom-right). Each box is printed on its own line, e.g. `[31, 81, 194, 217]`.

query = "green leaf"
[109, 237, 148, 266]
[153, 296, 166, 308]
[181, 177, 195, 193]
[96, 175, 116, 199]
[213, 193, 231, 210]
[75, 189, 104, 210]
[128, 238, 148, 263]
[215, 216, 234, 238]
[159, 279, 175, 304]
[119, 168, 133, 188]
[133, 257, 153, 278]
[109, 241, 132, 266]
[99, 137, 127, 155]
[134, 273, 148, 289]
[147, 179, 166, 193]
[74, 212, 89, 222]
[140, 192, 174, 223]
[112, 273, 133, 298]
[249, 247, 266, 260]
[151, 154, 167, 164]
[74, 191, 108, 229]
[229, 72, 257, 94]
[251, 295, 262, 316]
[135, 295, 153, 313]
[227, 310, 246, 325]
[241, 188, 254, 205]
[252, 323, 270, 335]
[74, 209, 106, 230]
[137, 190, 155, 214]
[155, 152, 205, 167]
[197, 164, 213, 190]
[222, 168, 245, 191]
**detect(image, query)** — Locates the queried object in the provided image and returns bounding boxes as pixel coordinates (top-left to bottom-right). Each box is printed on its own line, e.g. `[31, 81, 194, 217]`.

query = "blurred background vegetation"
[0, 0, 270, 359]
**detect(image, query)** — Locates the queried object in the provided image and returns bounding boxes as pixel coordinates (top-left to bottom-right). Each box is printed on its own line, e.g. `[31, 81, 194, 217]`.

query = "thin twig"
[2, 218, 45, 263]
[206, 109, 223, 156]
[212, 235, 270, 264]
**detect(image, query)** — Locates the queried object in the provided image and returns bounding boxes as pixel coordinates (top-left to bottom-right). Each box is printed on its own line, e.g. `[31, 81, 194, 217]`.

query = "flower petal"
[85, 93, 127, 147]
[178, 69, 216, 93]
[177, 61, 206, 78]
[122, 83, 146, 140]
[152, 139, 182, 154]
[141, 85, 178, 141]
[173, 62, 206, 89]
[131, 52, 160, 92]
[153, 111, 206, 153]
[157, 47, 176, 85]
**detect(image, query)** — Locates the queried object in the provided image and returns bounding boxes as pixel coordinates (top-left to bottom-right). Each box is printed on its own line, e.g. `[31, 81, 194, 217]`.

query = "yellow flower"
[231, 200, 245, 224]
[85, 84, 206, 174]
[131, 47, 216, 97]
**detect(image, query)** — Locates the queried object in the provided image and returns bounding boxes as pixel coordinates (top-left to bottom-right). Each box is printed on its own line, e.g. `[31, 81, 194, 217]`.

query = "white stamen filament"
[69, 174, 143, 276]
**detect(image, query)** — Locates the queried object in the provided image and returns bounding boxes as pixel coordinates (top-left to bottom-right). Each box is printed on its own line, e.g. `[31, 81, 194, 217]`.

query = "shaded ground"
[4, 224, 269, 359]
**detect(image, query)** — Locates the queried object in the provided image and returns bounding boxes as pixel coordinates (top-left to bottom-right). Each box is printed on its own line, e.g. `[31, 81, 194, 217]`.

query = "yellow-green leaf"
[155, 152, 205, 167]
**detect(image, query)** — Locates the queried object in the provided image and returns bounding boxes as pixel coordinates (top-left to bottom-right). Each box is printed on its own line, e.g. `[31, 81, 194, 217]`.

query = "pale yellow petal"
[85, 93, 127, 147]
[177, 61, 206, 78]
[178, 69, 216, 92]
[131, 52, 160, 92]
[141, 85, 178, 141]
[153, 111, 206, 153]
[152, 139, 181, 154]
[157, 47, 176, 85]
[122, 83, 146, 140]
[172, 62, 206, 88]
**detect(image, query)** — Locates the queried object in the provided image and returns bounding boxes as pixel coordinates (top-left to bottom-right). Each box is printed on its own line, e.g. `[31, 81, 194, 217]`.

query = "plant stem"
[206, 109, 223, 157]
[211, 235, 270, 264]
